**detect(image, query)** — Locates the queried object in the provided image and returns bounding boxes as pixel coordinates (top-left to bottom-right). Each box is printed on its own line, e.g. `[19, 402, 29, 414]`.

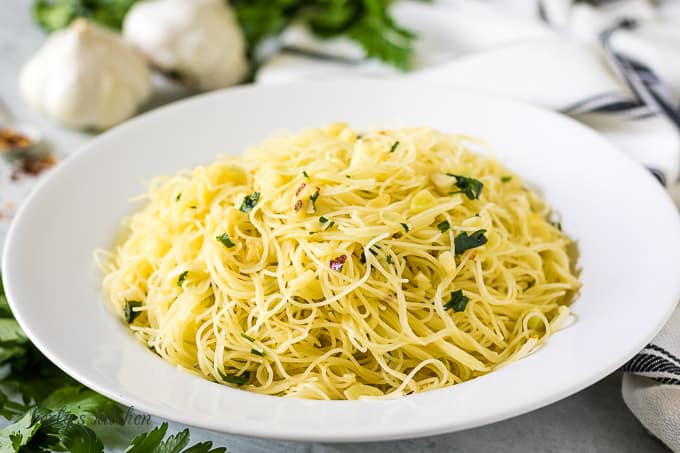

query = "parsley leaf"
[447, 174, 484, 200]
[230, 0, 417, 69]
[216, 233, 235, 249]
[302, 170, 309, 178]
[437, 220, 450, 233]
[443, 290, 469, 312]
[41, 386, 123, 425]
[177, 271, 189, 287]
[218, 371, 250, 386]
[241, 333, 255, 342]
[127, 422, 228, 453]
[454, 230, 488, 255]
[501, 176, 512, 183]
[0, 411, 40, 452]
[310, 188, 320, 209]
[319, 216, 328, 223]
[400, 223, 410, 233]
[389, 141, 400, 153]
[61, 422, 105, 453]
[124, 301, 142, 324]
[0, 319, 27, 343]
[33, 0, 137, 32]
[230, 0, 290, 59]
[251, 348, 265, 357]
[239, 192, 260, 213]
[347, 0, 416, 70]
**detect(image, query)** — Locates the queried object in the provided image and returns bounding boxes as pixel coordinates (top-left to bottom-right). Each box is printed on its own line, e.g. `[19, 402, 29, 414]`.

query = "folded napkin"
[255, 0, 680, 449]
[622, 307, 680, 452]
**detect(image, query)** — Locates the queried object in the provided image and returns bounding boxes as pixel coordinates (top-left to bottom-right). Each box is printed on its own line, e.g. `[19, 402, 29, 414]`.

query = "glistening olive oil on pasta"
[98, 124, 580, 399]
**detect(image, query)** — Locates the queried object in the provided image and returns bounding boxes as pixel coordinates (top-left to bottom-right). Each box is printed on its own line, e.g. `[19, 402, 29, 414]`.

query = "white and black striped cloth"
[623, 344, 680, 386]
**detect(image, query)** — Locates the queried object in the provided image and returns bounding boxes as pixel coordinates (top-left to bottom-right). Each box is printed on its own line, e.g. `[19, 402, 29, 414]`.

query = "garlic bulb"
[123, 0, 248, 91]
[19, 19, 151, 130]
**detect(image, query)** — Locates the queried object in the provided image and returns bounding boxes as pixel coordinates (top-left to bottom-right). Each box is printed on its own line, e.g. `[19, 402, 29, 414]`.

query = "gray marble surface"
[0, 2, 669, 452]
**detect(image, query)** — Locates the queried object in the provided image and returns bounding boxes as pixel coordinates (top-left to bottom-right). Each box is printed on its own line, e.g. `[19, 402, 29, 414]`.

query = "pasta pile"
[99, 124, 580, 399]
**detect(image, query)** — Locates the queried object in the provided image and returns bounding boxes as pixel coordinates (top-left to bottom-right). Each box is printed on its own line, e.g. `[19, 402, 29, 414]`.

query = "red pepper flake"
[330, 255, 347, 271]
[0, 128, 32, 151]
[295, 183, 307, 197]
[294, 199, 303, 211]
[10, 154, 57, 181]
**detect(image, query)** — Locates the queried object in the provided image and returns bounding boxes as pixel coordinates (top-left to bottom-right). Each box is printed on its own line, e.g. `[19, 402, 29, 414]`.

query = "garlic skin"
[19, 19, 151, 130]
[123, 0, 248, 91]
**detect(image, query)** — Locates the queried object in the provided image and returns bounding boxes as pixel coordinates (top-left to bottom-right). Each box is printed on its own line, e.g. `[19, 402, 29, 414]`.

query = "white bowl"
[3, 80, 680, 442]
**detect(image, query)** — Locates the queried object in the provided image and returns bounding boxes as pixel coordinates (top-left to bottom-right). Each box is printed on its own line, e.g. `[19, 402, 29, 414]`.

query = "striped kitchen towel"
[622, 306, 680, 452]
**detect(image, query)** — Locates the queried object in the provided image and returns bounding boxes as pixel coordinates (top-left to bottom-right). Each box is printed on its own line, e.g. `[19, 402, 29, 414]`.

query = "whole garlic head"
[19, 19, 151, 130]
[124, 0, 248, 91]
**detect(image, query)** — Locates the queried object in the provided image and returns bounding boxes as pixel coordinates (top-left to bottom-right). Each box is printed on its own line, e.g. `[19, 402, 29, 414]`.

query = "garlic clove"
[124, 0, 249, 91]
[19, 19, 152, 130]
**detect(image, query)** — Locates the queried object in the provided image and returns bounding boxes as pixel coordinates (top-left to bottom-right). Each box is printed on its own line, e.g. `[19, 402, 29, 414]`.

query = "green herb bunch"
[33, 0, 418, 69]
[0, 275, 226, 452]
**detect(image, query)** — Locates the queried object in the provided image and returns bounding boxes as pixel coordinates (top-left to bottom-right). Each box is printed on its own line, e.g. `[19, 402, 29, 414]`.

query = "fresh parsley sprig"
[32, 0, 418, 69]
[0, 274, 229, 452]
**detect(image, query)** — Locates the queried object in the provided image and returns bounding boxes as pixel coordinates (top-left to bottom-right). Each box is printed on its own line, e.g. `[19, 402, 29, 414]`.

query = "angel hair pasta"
[98, 123, 580, 400]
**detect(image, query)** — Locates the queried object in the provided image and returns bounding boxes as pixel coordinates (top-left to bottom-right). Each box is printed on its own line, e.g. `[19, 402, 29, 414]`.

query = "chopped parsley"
[303, 170, 309, 178]
[552, 221, 562, 231]
[501, 176, 513, 183]
[400, 223, 410, 233]
[239, 192, 260, 213]
[319, 216, 329, 223]
[386, 255, 393, 264]
[124, 300, 142, 323]
[454, 229, 488, 254]
[177, 270, 188, 286]
[326, 221, 335, 230]
[310, 188, 320, 209]
[437, 220, 450, 233]
[175, 193, 181, 201]
[241, 333, 255, 342]
[218, 370, 250, 386]
[443, 290, 469, 312]
[447, 174, 484, 200]
[216, 233, 235, 248]
[251, 348, 265, 357]
[389, 141, 400, 153]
